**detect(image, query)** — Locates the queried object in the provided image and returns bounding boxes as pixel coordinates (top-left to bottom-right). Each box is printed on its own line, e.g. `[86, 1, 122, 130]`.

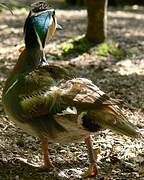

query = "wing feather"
[20, 75, 119, 118]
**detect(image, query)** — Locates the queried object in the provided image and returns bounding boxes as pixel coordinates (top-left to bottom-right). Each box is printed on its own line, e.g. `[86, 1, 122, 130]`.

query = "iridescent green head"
[24, 1, 61, 49]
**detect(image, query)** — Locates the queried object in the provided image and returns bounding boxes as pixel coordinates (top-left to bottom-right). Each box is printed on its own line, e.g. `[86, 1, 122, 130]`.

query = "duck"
[2, 1, 139, 177]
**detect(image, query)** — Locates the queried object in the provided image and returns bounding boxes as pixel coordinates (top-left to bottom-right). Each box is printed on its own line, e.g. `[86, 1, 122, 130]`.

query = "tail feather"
[87, 105, 139, 138]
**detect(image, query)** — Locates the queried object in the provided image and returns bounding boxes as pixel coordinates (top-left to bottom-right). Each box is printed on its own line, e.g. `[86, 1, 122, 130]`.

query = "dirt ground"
[0, 5, 144, 180]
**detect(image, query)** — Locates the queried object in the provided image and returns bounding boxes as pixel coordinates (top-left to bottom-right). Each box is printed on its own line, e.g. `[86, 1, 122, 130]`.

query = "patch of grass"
[62, 37, 122, 59]
[62, 37, 136, 61]
[95, 41, 137, 60]
[96, 42, 122, 60]
[62, 35, 91, 56]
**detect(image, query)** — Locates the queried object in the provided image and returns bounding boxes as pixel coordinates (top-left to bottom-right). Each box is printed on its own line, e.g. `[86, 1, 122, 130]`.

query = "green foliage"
[62, 38, 135, 61]
[62, 42, 74, 54]
[96, 42, 121, 60]
[62, 35, 91, 55]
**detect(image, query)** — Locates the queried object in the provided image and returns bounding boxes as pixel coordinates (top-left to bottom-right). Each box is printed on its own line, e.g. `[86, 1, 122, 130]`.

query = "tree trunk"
[86, 0, 108, 43]
[65, 0, 84, 6]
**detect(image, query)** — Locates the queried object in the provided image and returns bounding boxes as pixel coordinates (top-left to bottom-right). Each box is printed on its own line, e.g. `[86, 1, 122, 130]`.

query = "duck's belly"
[9, 113, 89, 143]
[5, 109, 38, 137]
[3, 103, 37, 137]
[51, 128, 89, 143]
[4, 104, 89, 143]
[51, 114, 89, 143]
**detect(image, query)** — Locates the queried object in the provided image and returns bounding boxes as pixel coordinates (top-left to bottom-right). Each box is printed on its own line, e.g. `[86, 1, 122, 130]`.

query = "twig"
[0, 3, 13, 15]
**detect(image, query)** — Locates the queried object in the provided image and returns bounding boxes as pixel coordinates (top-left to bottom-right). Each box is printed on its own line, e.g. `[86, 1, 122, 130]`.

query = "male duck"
[2, 1, 139, 177]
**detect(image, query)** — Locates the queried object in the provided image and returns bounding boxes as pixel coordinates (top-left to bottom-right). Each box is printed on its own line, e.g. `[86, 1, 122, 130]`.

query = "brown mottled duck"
[2, 1, 139, 177]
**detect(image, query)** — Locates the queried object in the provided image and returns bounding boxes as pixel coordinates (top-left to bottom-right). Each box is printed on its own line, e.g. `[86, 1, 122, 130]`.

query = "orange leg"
[83, 135, 98, 177]
[41, 138, 54, 170]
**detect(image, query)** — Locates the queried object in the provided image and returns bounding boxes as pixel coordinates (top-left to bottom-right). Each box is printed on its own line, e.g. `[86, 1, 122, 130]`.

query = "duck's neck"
[3, 47, 47, 93]
[15, 47, 46, 73]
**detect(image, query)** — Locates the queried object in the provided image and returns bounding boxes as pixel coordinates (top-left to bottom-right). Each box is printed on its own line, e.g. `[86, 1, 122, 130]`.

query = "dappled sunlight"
[56, 9, 87, 19]
[108, 10, 144, 19]
[108, 10, 144, 41]
[116, 59, 144, 75]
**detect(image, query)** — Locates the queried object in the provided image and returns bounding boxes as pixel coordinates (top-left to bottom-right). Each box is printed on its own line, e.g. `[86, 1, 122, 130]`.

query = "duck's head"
[24, 1, 61, 49]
